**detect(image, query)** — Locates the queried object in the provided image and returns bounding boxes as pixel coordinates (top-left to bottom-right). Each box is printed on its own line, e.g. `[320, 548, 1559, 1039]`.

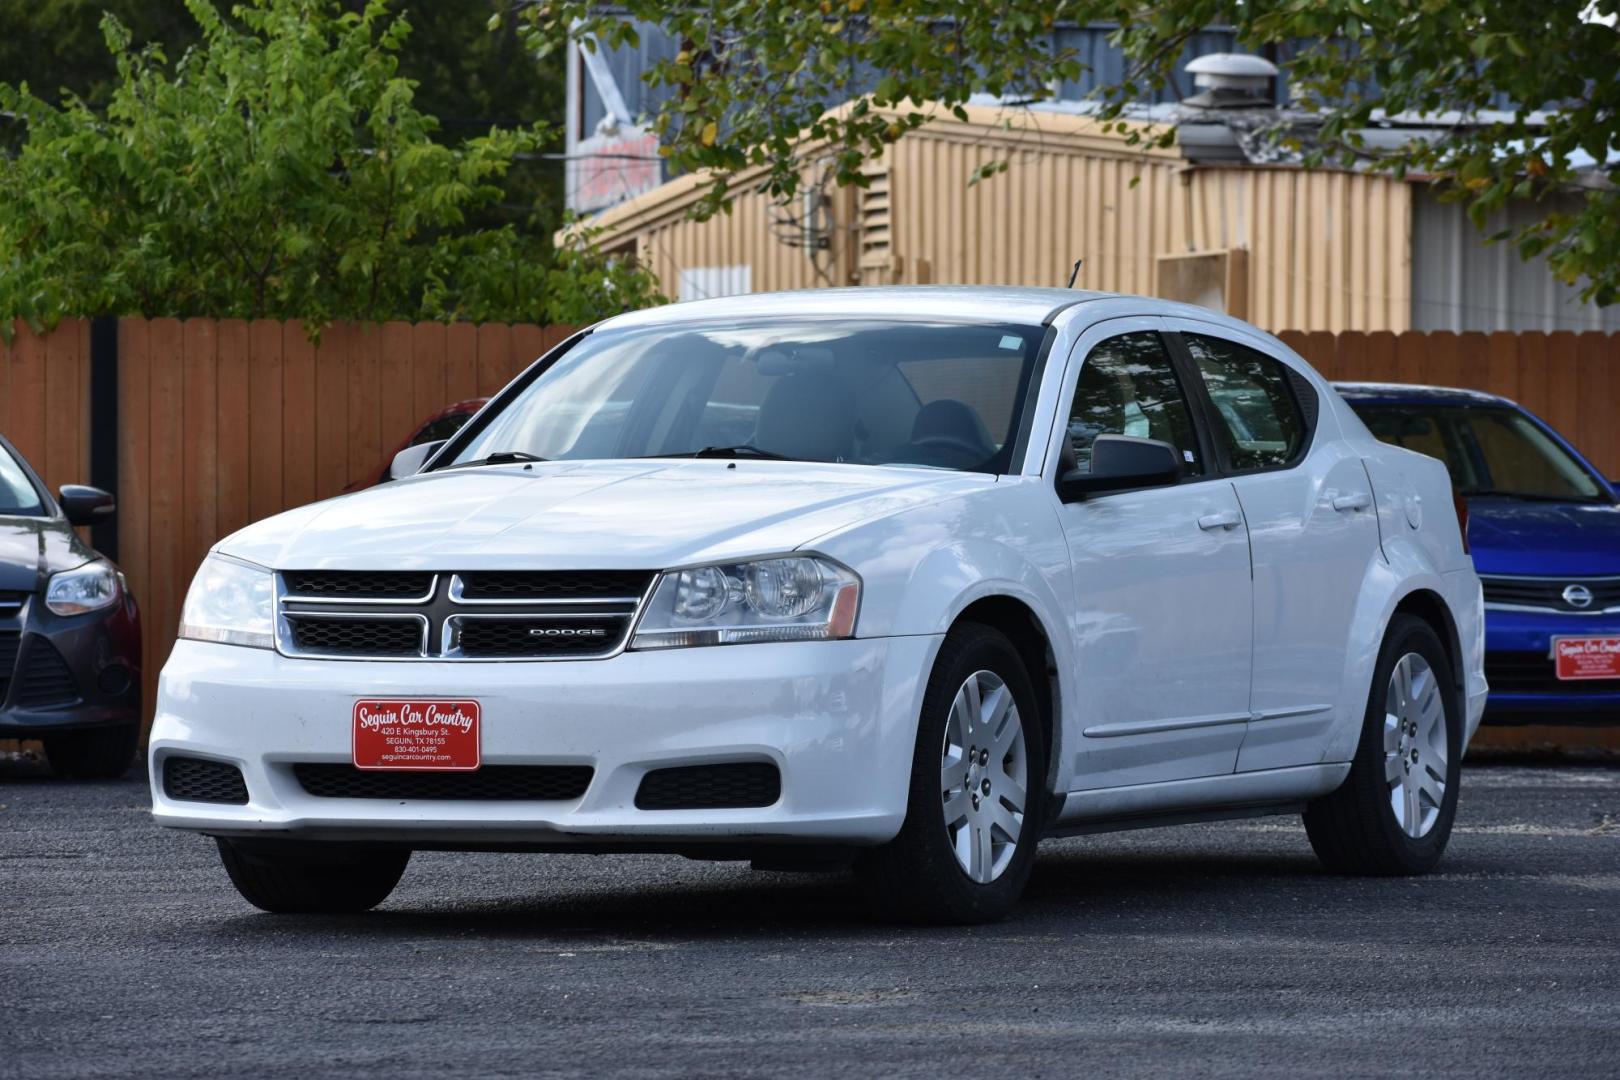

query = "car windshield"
[445, 318, 1047, 474]
[0, 443, 45, 516]
[1355, 403, 1609, 503]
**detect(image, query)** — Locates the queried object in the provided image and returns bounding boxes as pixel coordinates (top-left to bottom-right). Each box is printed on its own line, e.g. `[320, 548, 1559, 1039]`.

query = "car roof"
[1332, 381, 1518, 408]
[597, 286, 1113, 329]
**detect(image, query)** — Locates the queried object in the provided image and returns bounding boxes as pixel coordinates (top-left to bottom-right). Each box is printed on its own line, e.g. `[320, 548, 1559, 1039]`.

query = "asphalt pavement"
[2, 760, 1617, 1078]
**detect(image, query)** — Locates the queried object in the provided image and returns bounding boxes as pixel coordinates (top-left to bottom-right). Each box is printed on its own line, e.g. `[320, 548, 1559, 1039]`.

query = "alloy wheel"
[1384, 652, 1448, 838]
[940, 669, 1028, 883]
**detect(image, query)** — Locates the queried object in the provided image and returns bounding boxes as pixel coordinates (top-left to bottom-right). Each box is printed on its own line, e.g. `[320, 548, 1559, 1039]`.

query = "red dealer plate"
[1552, 637, 1620, 681]
[352, 699, 481, 771]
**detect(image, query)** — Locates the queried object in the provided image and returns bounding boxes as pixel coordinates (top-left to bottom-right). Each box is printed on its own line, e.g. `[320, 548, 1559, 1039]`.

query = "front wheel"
[1304, 614, 1462, 875]
[855, 623, 1046, 924]
[216, 838, 409, 913]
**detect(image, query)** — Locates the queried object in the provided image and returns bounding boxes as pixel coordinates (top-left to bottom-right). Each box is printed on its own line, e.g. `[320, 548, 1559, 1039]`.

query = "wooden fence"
[1, 320, 1618, 736]
[4, 318, 576, 726]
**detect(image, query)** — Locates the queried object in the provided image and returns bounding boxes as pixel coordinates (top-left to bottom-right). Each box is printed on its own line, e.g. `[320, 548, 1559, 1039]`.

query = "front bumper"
[148, 636, 939, 847]
[1483, 608, 1620, 721]
[0, 588, 142, 735]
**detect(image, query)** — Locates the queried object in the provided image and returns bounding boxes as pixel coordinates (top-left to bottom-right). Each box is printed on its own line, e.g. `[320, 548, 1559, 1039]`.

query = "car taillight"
[1452, 491, 1470, 555]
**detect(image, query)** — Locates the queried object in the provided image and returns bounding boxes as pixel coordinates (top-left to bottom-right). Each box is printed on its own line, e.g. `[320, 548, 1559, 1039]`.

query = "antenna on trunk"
[1066, 258, 1084, 289]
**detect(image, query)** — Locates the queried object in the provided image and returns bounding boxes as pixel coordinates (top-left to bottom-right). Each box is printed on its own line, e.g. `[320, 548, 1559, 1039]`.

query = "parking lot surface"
[2, 762, 1617, 1079]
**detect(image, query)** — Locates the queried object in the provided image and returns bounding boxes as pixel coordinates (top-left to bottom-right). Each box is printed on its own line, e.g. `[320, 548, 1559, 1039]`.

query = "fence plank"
[116, 320, 153, 718]
[346, 323, 382, 489]
[476, 322, 513, 397]
[282, 325, 317, 510]
[1425, 330, 1463, 391]
[378, 322, 416, 460]
[314, 325, 350, 502]
[1362, 330, 1398, 384]
[181, 319, 218, 579]
[445, 322, 478, 405]
[1302, 330, 1338, 379]
[1486, 332, 1521, 405]
[1575, 332, 1614, 480]
[215, 320, 251, 539]
[247, 320, 285, 523]
[8, 326, 47, 477]
[145, 319, 186, 686]
[1544, 331, 1580, 442]
[411, 322, 448, 425]
[47, 321, 89, 488]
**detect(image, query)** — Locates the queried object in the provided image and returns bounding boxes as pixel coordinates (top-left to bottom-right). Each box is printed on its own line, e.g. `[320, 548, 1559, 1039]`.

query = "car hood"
[0, 514, 92, 591]
[217, 460, 995, 570]
[1466, 498, 1620, 577]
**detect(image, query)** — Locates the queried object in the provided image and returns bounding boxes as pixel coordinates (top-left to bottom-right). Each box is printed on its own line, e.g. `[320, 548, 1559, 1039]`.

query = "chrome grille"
[276, 571, 652, 661]
[0, 591, 26, 618]
[1480, 575, 1620, 614]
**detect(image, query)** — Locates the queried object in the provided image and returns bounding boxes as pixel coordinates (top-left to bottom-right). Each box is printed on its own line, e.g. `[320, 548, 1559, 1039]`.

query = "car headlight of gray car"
[178, 554, 275, 649]
[631, 555, 860, 649]
[45, 559, 123, 616]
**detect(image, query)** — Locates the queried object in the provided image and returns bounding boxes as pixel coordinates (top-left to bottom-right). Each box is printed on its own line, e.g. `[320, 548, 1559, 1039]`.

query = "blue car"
[1336, 383, 1620, 722]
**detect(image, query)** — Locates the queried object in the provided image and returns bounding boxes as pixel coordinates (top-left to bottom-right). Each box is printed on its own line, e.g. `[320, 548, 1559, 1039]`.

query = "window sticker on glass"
[998, 334, 1023, 351]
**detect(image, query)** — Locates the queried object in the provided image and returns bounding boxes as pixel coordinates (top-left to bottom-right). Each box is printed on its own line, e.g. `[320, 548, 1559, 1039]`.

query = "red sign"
[352, 699, 481, 771]
[1553, 637, 1620, 681]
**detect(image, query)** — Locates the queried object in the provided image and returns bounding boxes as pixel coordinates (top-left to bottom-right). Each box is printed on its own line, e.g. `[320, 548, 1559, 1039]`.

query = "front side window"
[0, 443, 45, 516]
[1184, 333, 1307, 471]
[1066, 332, 1203, 475]
[445, 319, 1046, 474]
[1357, 404, 1608, 503]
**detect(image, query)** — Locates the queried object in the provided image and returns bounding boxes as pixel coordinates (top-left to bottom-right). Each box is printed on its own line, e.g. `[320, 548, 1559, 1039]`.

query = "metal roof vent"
[1184, 53, 1278, 109]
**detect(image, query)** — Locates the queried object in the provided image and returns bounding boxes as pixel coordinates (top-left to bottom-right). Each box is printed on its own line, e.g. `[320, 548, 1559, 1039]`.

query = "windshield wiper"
[442, 450, 548, 470]
[683, 445, 792, 461]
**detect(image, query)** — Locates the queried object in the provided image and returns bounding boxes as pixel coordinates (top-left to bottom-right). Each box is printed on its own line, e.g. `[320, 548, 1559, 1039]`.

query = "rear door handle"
[1198, 511, 1242, 531]
[1332, 492, 1372, 512]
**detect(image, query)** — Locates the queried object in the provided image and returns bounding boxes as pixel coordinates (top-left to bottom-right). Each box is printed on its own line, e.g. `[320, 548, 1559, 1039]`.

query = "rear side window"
[1184, 334, 1307, 471]
[1068, 332, 1204, 476]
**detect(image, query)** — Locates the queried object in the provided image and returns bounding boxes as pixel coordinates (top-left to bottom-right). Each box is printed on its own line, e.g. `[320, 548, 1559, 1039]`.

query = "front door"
[1053, 323, 1255, 790]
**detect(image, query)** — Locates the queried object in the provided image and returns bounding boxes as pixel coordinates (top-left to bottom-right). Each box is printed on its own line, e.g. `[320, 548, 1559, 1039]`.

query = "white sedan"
[150, 287, 1485, 923]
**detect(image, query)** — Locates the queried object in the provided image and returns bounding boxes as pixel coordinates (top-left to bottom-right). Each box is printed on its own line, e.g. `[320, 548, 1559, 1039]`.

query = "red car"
[348, 398, 488, 491]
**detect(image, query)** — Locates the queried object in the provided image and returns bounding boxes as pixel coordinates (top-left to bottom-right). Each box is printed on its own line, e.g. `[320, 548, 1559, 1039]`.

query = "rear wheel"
[216, 838, 409, 913]
[43, 724, 139, 780]
[1304, 614, 1461, 875]
[856, 623, 1046, 924]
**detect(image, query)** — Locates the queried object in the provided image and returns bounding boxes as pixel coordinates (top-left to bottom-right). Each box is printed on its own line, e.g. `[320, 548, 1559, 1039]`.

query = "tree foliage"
[526, 1, 1620, 305]
[0, 0, 663, 332]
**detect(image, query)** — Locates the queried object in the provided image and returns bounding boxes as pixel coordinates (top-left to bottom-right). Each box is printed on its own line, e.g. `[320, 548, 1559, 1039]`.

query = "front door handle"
[1332, 491, 1372, 512]
[1198, 511, 1242, 531]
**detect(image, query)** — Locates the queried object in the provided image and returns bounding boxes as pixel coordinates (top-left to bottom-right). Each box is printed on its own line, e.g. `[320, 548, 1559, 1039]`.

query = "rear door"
[1165, 321, 1384, 771]
[1053, 320, 1255, 789]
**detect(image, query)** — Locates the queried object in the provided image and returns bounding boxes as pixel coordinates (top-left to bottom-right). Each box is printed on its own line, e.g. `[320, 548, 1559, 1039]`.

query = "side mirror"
[1058, 435, 1182, 502]
[58, 484, 116, 526]
[388, 440, 445, 482]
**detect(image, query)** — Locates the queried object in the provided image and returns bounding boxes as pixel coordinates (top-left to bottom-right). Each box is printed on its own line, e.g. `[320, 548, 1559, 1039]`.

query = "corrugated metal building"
[566, 27, 1618, 334]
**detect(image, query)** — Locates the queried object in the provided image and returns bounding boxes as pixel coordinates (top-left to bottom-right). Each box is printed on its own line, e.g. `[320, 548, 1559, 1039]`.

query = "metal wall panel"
[1411, 190, 1620, 332]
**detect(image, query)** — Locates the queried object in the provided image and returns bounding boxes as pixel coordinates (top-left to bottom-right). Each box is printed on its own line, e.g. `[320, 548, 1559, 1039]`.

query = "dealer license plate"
[352, 699, 481, 770]
[1552, 637, 1620, 681]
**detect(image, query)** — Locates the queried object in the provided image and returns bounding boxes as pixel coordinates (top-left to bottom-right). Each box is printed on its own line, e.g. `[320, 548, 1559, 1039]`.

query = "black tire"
[216, 838, 409, 913]
[1304, 614, 1462, 875]
[43, 724, 140, 780]
[855, 622, 1047, 924]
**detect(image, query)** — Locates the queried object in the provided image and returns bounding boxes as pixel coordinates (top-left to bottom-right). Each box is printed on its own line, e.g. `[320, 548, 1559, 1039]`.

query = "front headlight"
[630, 555, 860, 649]
[45, 560, 121, 616]
[178, 553, 275, 649]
